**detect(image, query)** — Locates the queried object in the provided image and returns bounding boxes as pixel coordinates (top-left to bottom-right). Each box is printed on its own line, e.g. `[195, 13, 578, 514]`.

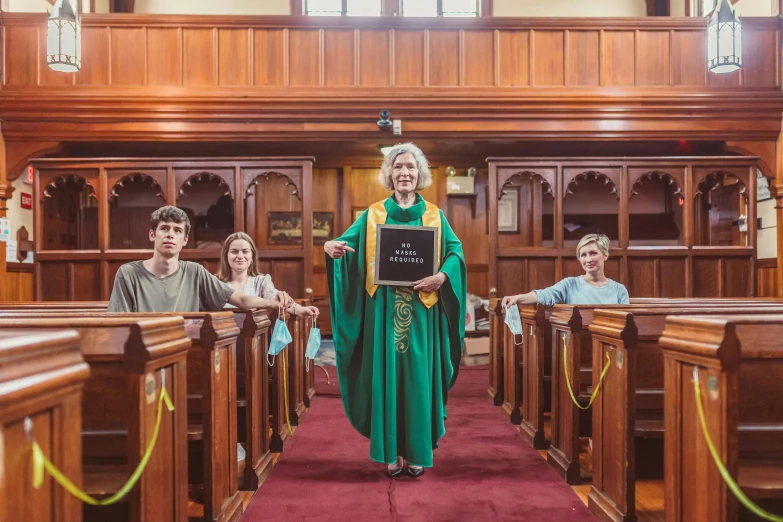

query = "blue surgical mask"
[305, 316, 321, 371]
[504, 304, 524, 346]
[268, 309, 293, 366]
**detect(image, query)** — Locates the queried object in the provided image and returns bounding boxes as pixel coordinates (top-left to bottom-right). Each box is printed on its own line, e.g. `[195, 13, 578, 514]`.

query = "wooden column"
[0, 130, 14, 295]
[776, 123, 783, 297]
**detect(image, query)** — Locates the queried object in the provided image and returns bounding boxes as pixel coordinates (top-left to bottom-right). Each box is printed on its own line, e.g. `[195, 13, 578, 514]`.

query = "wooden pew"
[296, 296, 316, 410]
[587, 305, 783, 522]
[0, 311, 244, 522]
[660, 315, 783, 522]
[518, 303, 552, 447]
[487, 292, 503, 406]
[232, 309, 274, 490]
[0, 301, 107, 310]
[500, 305, 521, 424]
[0, 329, 89, 522]
[547, 299, 783, 485]
[0, 317, 191, 522]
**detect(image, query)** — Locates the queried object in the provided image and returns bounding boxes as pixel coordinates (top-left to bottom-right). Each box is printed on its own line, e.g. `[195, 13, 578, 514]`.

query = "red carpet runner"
[242, 366, 595, 521]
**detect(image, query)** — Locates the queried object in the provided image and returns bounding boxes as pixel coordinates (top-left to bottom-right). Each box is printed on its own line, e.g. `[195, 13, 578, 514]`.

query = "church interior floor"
[239, 366, 596, 521]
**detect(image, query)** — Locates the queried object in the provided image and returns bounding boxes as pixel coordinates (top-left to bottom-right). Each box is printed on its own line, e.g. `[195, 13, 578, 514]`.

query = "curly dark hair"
[150, 206, 191, 236]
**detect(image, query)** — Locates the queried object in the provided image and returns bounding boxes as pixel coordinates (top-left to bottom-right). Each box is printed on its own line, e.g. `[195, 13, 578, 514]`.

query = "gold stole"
[365, 199, 442, 309]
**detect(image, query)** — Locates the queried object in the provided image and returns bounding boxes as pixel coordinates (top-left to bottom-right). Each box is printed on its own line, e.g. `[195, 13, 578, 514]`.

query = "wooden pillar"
[776, 124, 783, 297]
[0, 130, 15, 298]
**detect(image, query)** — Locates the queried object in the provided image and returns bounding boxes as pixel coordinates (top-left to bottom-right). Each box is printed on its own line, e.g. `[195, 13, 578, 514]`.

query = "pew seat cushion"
[634, 418, 664, 438]
[188, 424, 204, 441]
[83, 465, 129, 500]
[739, 458, 783, 499]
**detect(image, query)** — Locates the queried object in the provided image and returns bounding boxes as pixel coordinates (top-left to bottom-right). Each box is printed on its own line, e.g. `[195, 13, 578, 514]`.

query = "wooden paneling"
[659, 258, 687, 297]
[628, 258, 656, 297]
[40, 262, 69, 301]
[742, 28, 777, 87]
[288, 30, 320, 86]
[723, 257, 751, 297]
[358, 31, 390, 86]
[428, 31, 460, 86]
[527, 258, 557, 291]
[497, 31, 530, 86]
[147, 28, 181, 86]
[463, 31, 494, 86]
[218, 29, 250, 86]
[183, 29, 216, 86]
[532, 31, 565, 86]
[253, 29, 286, 86]
[636, 31, 670, 86]
[324, 31, 355, 86]
[4, 25, 38, 86]
[602, 31, 635, 86]
[757, 259, 778, 297]
[394, 31, 425, 86]
[671, 31, 706, 86]
[110, 28, 146, 85]
[72, 263, 101, 300]
[76, 27, 110, 86]
[567, 31, 599, 86]
[1, 264, 34, 302]
[692, 257, 721, 297]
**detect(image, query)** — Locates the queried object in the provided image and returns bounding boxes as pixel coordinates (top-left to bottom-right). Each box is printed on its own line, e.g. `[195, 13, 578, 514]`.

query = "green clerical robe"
[326, 194, 466, 467]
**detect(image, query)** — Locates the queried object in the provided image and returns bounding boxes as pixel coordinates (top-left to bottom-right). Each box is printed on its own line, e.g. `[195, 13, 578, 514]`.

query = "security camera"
[377, 110, 392, 130]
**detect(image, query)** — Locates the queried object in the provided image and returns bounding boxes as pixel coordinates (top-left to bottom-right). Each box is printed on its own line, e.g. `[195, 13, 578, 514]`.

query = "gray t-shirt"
[108, 260, 235, 313]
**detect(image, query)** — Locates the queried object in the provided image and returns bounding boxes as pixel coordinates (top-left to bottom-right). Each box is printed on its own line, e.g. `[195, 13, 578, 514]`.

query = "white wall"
[733, 0, 775, 17]
[5, 176, 35, 262]
[134, 0, 290, 15]
[758, 197, 776, 259]
[494, 0, 647, 17]
[7, 0, 59, 12]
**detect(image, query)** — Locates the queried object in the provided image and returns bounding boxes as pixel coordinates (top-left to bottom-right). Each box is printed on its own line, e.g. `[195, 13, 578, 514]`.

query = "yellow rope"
[563, 334, 611, 410]
[692, 367, 783, 521]
[32, 384, 174, 505]
[281, 347, 294, 436]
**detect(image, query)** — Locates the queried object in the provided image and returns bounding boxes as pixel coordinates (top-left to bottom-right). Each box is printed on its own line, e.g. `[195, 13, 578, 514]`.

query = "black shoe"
[406, 466, 424, 478]
[387, 466, 404, 478]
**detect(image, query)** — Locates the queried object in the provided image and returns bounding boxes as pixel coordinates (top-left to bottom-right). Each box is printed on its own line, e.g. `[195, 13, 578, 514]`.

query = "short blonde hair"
[576, 233, 610, 259]
[378, 143, 433, 191]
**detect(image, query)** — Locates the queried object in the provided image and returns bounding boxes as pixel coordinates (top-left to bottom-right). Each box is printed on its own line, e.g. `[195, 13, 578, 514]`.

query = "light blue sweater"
[534, 276, 630, 306]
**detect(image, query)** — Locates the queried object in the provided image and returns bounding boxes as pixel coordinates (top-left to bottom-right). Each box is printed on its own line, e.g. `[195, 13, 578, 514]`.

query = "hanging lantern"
[707, 0, 741, 74]
[47, 0, 81, 73]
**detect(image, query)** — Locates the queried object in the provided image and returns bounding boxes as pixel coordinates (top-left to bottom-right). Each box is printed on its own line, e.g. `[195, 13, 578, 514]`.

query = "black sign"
[374, 224, 438, 286]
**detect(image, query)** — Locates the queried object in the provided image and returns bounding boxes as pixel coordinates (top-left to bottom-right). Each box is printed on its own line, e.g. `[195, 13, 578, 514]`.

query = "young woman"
[217, 231, 318, 319]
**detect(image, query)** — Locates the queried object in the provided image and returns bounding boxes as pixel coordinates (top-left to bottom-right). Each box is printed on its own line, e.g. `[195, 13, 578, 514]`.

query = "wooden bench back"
[588, 305, 783, 522]
[660, 315, 783, 522]
[0, 317, 191, 522]
[488, 296, 503, 406]
[0, 329, 89, 522]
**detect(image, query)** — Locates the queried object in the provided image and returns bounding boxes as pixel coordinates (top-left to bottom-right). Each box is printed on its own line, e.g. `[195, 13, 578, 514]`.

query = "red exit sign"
[26, 165, 34, 184]
[21, 192, 32, 209]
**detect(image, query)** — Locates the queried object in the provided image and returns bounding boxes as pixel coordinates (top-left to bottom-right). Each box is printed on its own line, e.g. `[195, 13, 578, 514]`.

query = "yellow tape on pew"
[32, 384, 174, 506]
[563, 334, 611, 411]
[693, 367, 783, 522]
[281, 351, 295, 436]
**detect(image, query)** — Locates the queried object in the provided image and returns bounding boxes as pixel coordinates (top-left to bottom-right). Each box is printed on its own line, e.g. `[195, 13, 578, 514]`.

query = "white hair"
[378, 143, 433, 191]
[576, 233, 610, 258]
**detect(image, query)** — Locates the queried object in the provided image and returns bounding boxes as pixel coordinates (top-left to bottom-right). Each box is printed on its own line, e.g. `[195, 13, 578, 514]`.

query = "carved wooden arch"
[694, 170, 748, 199]
[109, 172, 165, 202]
[6, 141, 63, 182]
[629, 170, 682, 199]
[497, 170, 554, 200]
[244, 171, 302, 200]
[41, 174, 97, 202]
[178, 171, 233, 199]
[564, 170, 618, 198]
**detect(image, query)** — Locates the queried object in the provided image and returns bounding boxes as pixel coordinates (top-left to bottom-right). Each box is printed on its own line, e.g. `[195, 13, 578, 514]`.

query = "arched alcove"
[562, 171, 619, 247]
[694, 171, 748, 246]
[109, 173, 165, 249]
[177, 173, 234, 250]
[245, 172, 303, 248]
[41, 175, 98, 250]
[497, 171, 555, 248]
[629, 171, 683, 246]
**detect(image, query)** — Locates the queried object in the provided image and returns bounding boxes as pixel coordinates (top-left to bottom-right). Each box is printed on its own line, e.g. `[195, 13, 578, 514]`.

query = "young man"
[108, 206, 303, 314]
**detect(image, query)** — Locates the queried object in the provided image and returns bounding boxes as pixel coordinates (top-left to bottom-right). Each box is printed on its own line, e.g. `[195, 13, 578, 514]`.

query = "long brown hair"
[216, 232, 261, 282]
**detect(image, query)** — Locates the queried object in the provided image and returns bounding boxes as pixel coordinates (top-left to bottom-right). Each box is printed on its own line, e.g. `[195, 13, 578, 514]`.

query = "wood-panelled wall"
[1, 263, 34, 301]
[757, 258, 779, 297]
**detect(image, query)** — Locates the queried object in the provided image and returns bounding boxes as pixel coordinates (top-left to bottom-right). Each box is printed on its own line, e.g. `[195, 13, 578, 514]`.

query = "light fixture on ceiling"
[707, 0, 741, 74]
[47, 0, 81, 73]
[379, 145, 395, 156]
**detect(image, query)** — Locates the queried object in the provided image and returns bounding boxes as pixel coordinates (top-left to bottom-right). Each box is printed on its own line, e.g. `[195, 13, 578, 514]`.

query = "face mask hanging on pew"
[305, 315, 321, 371]
[504, 304, 524, 346]
[268, 307, 293, 366]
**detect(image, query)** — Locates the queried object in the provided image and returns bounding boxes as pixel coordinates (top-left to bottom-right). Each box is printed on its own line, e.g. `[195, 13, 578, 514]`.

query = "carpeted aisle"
[242, 366, 595, 521]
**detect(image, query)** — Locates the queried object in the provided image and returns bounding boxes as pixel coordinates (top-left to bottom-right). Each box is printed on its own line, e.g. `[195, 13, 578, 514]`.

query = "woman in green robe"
[325, 142, 466, 478]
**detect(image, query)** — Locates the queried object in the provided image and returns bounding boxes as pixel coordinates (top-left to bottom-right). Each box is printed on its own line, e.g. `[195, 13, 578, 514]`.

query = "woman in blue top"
[501, 233, 629, 308]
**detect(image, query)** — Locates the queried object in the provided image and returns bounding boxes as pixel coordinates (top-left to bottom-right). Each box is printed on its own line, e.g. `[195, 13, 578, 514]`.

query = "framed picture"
[497, 187, 519, 233]
[352, 207, 365, 222]
[313, 212, 334, 244]
[268, 212, 302, 245]
[757, 169, 772, 202]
